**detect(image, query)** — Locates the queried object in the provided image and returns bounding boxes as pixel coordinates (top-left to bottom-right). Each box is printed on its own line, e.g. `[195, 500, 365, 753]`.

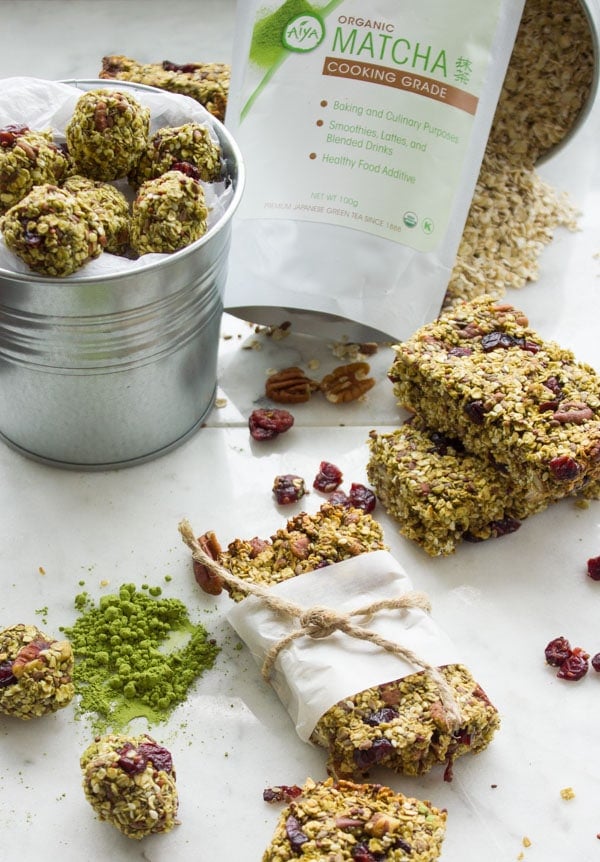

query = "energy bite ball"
[63, 174, 130, 255]
[0, 125, 70, 214]
[129, 121, 222, 188]
[1, 184, 105, 276]
[130, 169, 208, 255]
[81, 732, 179, 839]
[65, 88, 150, 181]
[0, 624, 74, 719]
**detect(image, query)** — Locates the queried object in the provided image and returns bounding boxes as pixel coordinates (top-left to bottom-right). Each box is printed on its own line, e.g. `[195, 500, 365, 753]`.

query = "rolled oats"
[63, 174, 130, 255]
[129, 122, 222, 188]
[0, 126, 70, 214]
[262, 777, 447, 861]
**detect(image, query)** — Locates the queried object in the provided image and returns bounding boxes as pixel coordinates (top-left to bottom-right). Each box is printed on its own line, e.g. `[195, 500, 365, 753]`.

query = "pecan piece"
[265, 366, 319, 404]
[552, 401, 593, 424]
[320, 362, 375, 403]
[192, 531, 224, 595]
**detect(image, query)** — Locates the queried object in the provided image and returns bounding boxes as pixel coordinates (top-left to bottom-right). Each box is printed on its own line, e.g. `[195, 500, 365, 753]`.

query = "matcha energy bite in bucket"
[0, 77, 244, 468]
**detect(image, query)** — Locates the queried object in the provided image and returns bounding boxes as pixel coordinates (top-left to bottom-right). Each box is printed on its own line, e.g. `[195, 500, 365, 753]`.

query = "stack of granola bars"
[368, 296, 600, 555]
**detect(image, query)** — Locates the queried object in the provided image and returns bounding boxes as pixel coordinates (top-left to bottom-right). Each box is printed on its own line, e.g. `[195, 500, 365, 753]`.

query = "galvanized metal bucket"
[0, 80, 244, 468]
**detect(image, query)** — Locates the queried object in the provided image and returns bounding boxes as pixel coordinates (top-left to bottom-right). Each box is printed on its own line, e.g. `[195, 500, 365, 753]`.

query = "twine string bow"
[178, 519, 462, 731]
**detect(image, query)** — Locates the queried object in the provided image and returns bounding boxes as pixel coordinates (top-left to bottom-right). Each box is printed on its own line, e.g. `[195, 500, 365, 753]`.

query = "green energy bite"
[66, 88, 150, 181]
[0, 125, 70, 214]
[130, 170, 208, 255]
[100, 55, 230, 121]
[1, 184, 105, 276]
[389, 296, 600, 501]
[191, 503, 499, 780]
[81, 732, 179, 839]
[129, 122, 222, 188]
[367, 419, 532, 556]
[262, 776, 446, 862]
[0, 624, 74, 719]
[63, 175, 130, 254]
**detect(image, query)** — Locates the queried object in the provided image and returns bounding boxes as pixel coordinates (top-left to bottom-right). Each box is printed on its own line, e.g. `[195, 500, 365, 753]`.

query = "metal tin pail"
[0, 80, 244, 469]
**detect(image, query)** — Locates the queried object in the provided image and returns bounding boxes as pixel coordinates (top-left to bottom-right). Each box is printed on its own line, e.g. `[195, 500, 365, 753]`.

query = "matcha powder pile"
[61, 583, 219, 732]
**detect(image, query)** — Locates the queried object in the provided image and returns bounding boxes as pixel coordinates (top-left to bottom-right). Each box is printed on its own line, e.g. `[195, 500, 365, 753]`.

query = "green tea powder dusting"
[62, 583, 219, 732]
[250, 0, 318, 68]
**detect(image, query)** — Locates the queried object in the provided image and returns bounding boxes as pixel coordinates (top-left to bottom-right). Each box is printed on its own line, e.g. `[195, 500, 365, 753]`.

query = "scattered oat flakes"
[560, 786, 576, 800]
[214, 397, 227, 408]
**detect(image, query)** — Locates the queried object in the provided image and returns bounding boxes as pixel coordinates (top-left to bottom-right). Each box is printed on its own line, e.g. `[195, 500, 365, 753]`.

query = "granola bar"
[100, 55, 230, 122]
[130, 170, 208, 255]
[62, 175, 130, 255]
[80, 732, 179, 839]
[0, 125, 70, 214]
[262, 777, 446, 861]
[191, 503, 500, 780]
[129, 122, 222, 188]
[65, 88, 150, 181]
[0, 624, 74, 719]
[367, 419, 531, 556]
[1, 184, 106, 276]
[388, 296, 600, 502]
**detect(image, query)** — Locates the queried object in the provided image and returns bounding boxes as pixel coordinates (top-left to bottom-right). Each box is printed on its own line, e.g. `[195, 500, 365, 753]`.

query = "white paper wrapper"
[0, 76, 234, 277]
[226, 549, 461, 742]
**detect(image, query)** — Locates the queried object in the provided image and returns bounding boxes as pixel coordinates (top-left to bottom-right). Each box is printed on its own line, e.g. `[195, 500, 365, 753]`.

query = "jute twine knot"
[178, 519, 462, 731]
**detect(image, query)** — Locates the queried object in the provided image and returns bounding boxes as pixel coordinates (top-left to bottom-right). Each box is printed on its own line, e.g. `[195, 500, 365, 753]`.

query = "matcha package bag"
[224, 0, 525, 340]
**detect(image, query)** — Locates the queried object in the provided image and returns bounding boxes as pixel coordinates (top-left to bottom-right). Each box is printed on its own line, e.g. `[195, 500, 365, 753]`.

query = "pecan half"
[552, 401, 593, 424]
[320, 362, 375, 403]
[192, 531, 224, 595]
[265, 366, 319, 403]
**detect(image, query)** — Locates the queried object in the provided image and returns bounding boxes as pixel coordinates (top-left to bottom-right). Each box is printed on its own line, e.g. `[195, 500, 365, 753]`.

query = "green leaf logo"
[282, 13, 325, 52]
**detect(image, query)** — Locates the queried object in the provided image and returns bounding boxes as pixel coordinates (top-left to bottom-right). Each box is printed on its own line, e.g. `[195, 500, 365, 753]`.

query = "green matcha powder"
[61, 583, 219, 732]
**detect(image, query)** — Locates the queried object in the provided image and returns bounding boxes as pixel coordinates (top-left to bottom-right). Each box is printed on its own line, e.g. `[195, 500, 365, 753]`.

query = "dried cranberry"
[0, 124, 29, 148]
[162, 60, 200, 73]
[0, 660, 16, 687]
[545, 636, 572, 667]
[587, 556, 600, 581]
[249, 408, 294, 441]
[363, 707, 399, 726]
[464, 400, 486, 424]
[481, 331, 517, 351]
[394, 837, 412, 854]
[544, 376, 564, 398]
[488, 517, 521, 538]
[328, 489, 350, 506]
[549, 455, 581, 481]
[448, 346, 472, 357]
[263, 785, 303, 803]
[285, 815, 308, 852]
[172, 160, 202, 181]
[313, 461, 343, 493]
[348, 483, 376, 513]
[117, 741, 173, 774]
[353, 737, 394, 770]
[557, 652, 589, 681]
[352, 845, 381, 862]
[273, 474, 306, 505]
[428, 431, 464, 455]
[591, 653, 600, 672]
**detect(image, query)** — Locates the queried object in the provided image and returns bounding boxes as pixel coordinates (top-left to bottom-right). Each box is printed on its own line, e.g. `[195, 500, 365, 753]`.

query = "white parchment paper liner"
[226, 549, 461, 742]
[0, 76, 234, 276]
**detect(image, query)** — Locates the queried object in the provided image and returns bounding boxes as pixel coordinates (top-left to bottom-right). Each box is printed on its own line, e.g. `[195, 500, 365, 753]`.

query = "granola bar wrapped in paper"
[80, 732, 179, 839]
[262, 776, 447, 861]
[0, 623, 75, 719]
[181, 508, 499, 781]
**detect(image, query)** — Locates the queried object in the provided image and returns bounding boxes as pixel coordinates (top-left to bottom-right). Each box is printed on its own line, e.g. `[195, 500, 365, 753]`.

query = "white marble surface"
[2, 2, 600, 861]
